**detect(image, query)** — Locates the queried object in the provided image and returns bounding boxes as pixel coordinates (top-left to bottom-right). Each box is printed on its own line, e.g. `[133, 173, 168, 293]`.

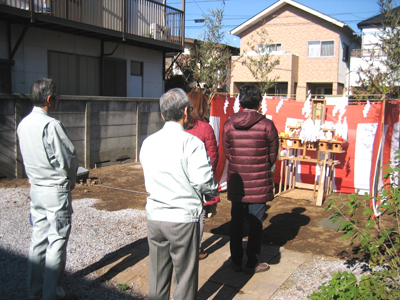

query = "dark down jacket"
[222, 110, 279, 203]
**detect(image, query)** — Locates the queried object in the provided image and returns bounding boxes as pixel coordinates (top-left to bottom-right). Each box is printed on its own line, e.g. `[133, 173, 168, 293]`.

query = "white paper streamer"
[276, 98, 284, 113]
[302, 91, 312, 118]
[224, 96, 229, 114]
[261, 93, 268, 114]
[363, 100, 371, 118]
[233, 94, 241, 113]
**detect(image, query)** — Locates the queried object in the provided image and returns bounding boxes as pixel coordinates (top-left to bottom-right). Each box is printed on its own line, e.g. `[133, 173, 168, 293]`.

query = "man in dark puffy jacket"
[222, 83, 279, 274]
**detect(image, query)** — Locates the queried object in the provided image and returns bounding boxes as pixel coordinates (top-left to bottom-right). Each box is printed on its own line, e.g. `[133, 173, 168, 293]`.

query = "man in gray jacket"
[140, 88, 218, 300]
[18, 78, 78, 300]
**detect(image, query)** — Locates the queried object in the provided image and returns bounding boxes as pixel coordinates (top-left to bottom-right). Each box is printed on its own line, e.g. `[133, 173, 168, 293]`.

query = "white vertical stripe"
[354, 123, 378, 194]
[209, 116, 220, 147]
[219, 160, 229, 191]
[390, 122, 400, 185]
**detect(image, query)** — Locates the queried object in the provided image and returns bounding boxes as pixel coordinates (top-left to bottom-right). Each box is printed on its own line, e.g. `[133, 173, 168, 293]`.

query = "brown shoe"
[244, 262, 270, 274]
[199, 251, 208, 260]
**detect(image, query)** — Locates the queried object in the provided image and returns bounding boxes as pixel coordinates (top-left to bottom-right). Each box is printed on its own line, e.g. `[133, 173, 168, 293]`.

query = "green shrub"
[309, 150, 400, 299]
[309, 270, 399, 299]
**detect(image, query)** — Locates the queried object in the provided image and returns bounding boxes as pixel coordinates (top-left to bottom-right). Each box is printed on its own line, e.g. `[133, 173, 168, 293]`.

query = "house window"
[48, 51, 100, 95]
[316, 87, 333, 97]
[342, 43, 349, 62]
[307, 41, 334, 57]
[257, 43, 282, 54]
[131, 61, 143, 76]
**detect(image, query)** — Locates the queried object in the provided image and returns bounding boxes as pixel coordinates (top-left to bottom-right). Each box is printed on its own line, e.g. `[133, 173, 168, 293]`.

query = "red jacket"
[222, 110, 279, 203]
[186, 120, 220, 205]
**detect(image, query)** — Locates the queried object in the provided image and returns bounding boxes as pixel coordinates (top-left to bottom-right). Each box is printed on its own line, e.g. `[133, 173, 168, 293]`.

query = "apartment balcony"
[349, 48, 387, 87]
[351, 48, 385, 57]
[0, 0, 184, 52]
[231, 52, 299, 83]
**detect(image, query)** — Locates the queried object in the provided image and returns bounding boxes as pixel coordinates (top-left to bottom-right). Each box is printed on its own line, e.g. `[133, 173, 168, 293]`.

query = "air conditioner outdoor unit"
[161, 26, 171, 42]
[150, 23, 171, 42]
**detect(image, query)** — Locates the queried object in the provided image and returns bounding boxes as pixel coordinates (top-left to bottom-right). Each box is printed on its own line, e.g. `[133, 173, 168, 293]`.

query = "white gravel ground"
[0, 187, 372, 300]
[270, 256, 370, 299]
[0, 188, 147, 300]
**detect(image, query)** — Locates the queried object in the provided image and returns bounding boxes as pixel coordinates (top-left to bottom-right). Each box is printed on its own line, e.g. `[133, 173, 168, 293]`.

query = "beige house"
[229, 0, 361, 101]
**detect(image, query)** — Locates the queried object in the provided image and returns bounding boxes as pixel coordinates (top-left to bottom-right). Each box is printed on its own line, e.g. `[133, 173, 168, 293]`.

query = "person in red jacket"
[185, 91, 220, 260]
[222, 83, 279, 274]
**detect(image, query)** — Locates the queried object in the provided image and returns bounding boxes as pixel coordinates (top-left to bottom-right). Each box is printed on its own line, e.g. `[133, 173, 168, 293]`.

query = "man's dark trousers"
[230, 202, 266, 268]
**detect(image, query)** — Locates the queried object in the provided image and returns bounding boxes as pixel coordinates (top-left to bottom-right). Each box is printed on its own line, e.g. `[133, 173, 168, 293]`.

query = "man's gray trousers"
[27, 189, 72, 300]
[147, 220, 199, 300]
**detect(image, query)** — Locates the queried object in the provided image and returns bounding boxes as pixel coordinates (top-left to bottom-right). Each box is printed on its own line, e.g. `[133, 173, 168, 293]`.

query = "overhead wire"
[182, 2, 379, 45]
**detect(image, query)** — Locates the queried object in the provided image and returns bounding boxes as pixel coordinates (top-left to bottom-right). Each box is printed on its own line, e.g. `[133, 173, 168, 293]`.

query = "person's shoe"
[230, 261, 243, 272]
[244, 262, 270, 274]
[199, 251, 208, 260]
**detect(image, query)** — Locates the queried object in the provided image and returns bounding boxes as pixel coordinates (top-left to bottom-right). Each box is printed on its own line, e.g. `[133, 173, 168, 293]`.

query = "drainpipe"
[182, 0, 185, 48]
[10, 23, 30, 60]
[29, 0, 35, 22]
[122, 0, 126, 41]
[100, 41, 104, 95]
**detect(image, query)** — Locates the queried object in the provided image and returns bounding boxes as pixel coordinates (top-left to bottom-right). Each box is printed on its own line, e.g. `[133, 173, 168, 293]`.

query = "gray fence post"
[15, 98, 24, 179]
[135, 102, 141, 162]
[85, 101, 91, 169]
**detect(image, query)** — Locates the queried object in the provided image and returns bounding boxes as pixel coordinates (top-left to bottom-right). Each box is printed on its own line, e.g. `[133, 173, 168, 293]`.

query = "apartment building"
[229, 0, 361, 101]
[0, 0, 184, 97]
[349, 6, 400, 94]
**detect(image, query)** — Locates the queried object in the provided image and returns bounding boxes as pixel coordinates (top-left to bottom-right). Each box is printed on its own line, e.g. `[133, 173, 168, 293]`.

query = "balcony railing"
[351, 48, 386, 57]
[2, 0, 183, 46]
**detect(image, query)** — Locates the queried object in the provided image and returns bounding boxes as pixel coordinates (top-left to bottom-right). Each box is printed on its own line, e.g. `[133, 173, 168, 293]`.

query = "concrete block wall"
[0, 95, 163, 179]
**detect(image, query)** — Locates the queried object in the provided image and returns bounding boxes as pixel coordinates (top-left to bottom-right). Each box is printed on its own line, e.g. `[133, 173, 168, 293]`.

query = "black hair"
[239, 84, 262, 109]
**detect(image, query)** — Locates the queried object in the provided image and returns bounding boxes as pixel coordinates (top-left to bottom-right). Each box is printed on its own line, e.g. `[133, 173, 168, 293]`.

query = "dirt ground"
[0, 161, 364, 260]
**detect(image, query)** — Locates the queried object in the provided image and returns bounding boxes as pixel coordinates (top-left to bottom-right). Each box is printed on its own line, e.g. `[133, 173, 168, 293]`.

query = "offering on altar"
[325, 130, 333, 140]
[299, 118, 319, 142]
[279, 105, 348, 153]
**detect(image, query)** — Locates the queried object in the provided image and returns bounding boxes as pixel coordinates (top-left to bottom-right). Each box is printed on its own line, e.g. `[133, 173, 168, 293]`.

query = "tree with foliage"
[354, 0, 400, 99]
[174, 0, 232, 99]
[164, 74, 191, 93]
[240, 28, 280, 95]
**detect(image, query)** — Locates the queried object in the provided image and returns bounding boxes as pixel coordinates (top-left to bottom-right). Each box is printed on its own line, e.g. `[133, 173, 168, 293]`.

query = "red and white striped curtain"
[209, 95, 400, 206]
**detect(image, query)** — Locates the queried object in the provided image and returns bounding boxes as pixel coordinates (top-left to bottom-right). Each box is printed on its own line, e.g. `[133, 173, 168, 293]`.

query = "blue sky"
[167, 0, 393, 47]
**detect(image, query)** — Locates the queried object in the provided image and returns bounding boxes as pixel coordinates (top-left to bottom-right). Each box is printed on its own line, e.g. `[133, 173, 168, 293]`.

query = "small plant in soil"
[117, 283, 130, 292]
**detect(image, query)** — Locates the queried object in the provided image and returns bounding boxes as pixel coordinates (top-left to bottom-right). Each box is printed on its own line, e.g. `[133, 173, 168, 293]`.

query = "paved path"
[94, 232, 312, 299]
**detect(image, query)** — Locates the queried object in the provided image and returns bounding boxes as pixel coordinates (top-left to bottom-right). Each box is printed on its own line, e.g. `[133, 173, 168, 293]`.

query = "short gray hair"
[160, 88, 190, 121]
[30, 78, 58, 107]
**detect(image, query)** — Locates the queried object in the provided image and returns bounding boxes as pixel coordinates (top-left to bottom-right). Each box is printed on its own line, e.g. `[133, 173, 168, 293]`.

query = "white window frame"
[307, 40, 334, 58]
